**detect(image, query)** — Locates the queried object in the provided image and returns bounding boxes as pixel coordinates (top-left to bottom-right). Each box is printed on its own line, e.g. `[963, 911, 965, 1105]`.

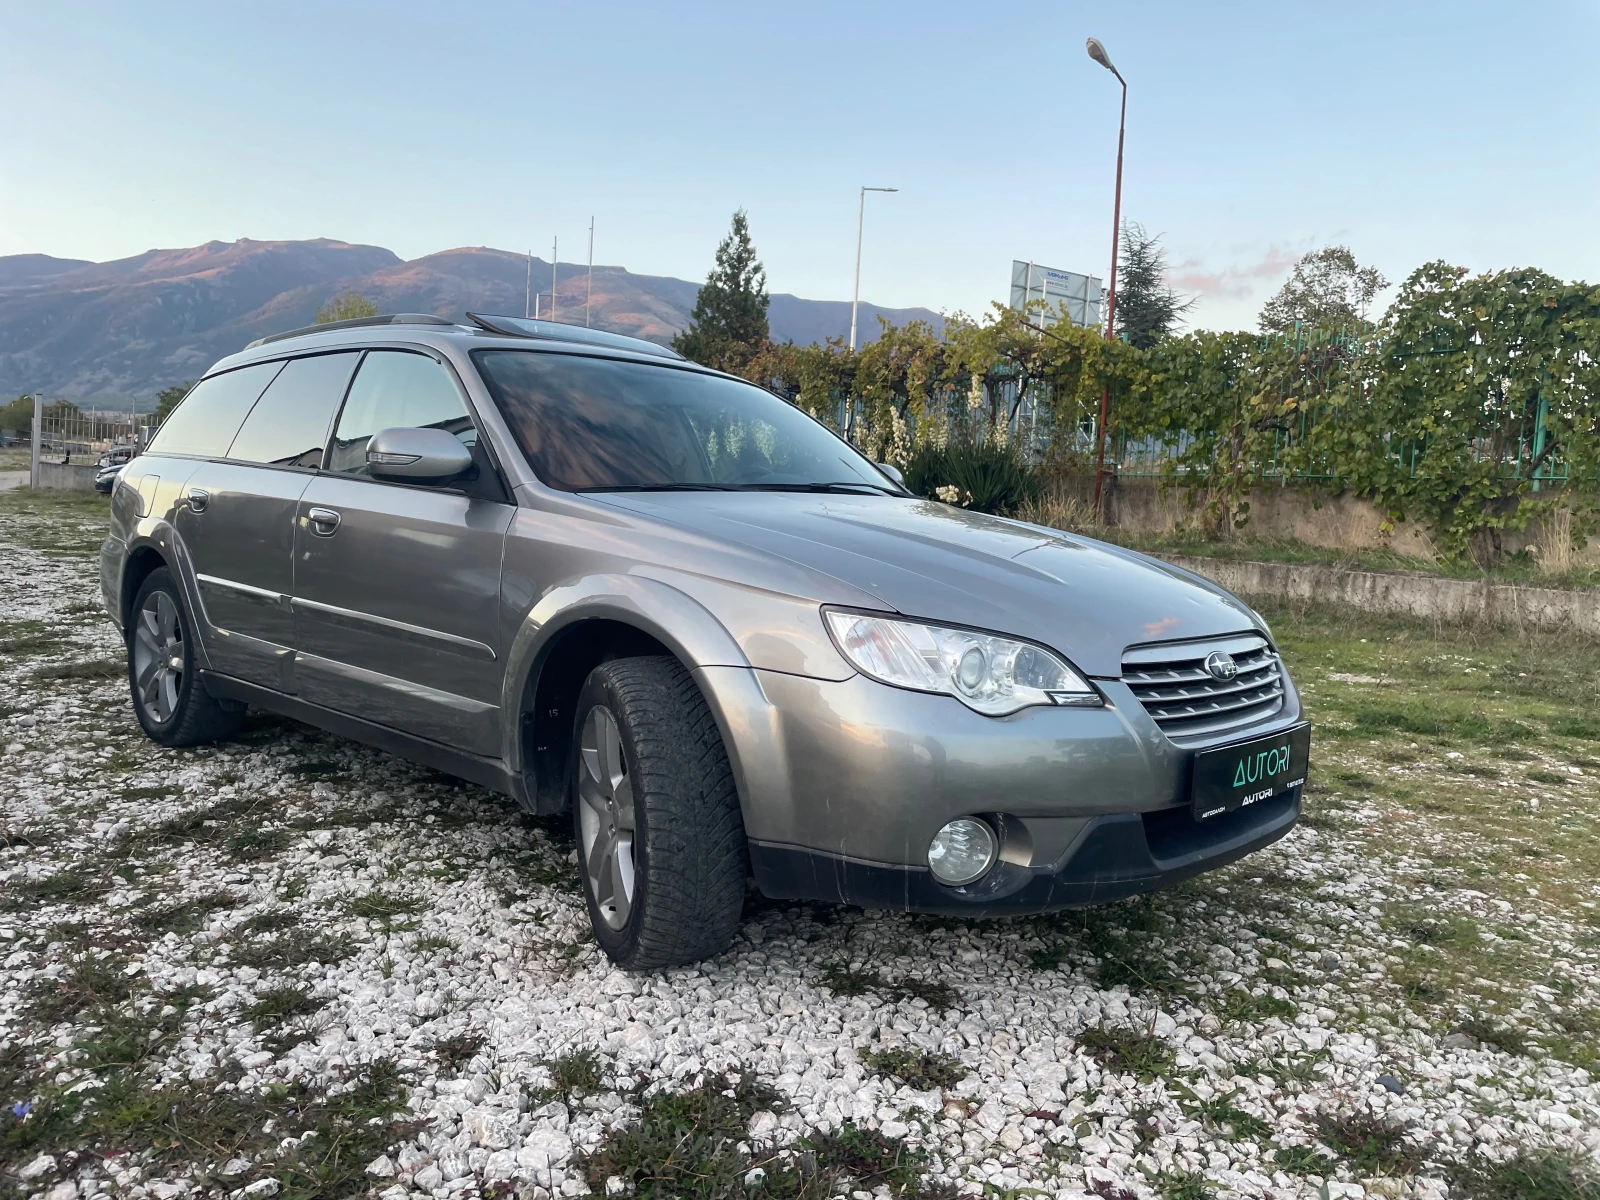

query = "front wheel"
[571, 656, 748, 969]
[128, 567, 242, 747]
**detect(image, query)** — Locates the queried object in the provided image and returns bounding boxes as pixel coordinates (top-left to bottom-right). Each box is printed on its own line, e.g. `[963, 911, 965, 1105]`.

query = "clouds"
[1170, 247, 1301, 300]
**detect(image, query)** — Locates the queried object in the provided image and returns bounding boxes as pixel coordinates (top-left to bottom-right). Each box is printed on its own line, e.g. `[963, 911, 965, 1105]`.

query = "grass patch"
[0, 868, 108, 912]
[228, 928, 356, 972]
[822, 964, 960, 1010]
[33, 656, 123, 680]
[411, 933, 455, 956]
[1388, 904, 1479, 949]
[1214, 990, 1298, 1024]
[581, 1073, 941, 1199]
[1447, 1150, 1600, 1200]
[346, 890, 426, 921]
[434, 1031, 487, 1075]
[1527, 768, 1575, 787]
[245, 984, 324, 1030]
[225, 827, 293, 861]
[860, 1047, 969, 1090]
[1030, 899, 1187, 995]
[132, 890, 236, 936]
[528, 1046, 605, 1104]
[1177, 1088, 1271, 1140]
[1546, 1009, 1600, 1069]
[1451, 1016, 1530, 1055]
[1273, 1145, 1339, 1176]
[1077, 1024, 1176, 1082]
[1152, 1170, 1218, 1200]
[1549, 716, 1600, 742]
[1314, 1110, 1423, 1176]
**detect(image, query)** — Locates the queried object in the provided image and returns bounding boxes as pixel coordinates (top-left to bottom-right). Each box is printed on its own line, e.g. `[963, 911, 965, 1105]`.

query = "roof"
[241, 312, 683, 362]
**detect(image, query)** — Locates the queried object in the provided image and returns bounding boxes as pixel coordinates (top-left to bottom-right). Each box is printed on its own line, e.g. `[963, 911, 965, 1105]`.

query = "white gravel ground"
[3, 500, 1599, 1200]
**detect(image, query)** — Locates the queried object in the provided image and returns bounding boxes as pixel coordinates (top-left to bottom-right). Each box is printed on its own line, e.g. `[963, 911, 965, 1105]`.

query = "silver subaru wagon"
[102, 312, 1310, 969]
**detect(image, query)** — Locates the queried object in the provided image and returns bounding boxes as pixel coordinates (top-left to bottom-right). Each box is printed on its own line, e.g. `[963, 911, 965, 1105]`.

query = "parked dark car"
[94, 463, 124, 494]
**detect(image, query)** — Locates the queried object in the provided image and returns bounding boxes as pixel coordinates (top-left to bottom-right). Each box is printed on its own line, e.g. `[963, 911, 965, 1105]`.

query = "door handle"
[307, 507, 341, 537]
[186, 487, 209, 513]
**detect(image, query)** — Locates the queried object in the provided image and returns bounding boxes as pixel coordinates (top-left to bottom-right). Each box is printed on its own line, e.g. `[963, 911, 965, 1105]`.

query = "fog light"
[927, 818, 997, 886]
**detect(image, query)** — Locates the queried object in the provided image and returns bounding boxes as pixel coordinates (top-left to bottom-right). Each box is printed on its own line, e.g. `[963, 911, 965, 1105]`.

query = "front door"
[291, 349, 514, 757]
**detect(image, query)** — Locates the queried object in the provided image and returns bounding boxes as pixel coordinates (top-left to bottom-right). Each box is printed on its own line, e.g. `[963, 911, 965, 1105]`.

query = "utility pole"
[30, 393, 42, 489]
[525, 250, 532, 319]
[550, 237, 558, 323]
[1087, 37, 1127, 523]
[586, 217, 595, 327]
[849, 186, 898, 352]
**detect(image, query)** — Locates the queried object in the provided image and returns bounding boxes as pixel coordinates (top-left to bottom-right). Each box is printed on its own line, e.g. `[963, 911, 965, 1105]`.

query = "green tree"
[154, 382, 193, 424]
[1258, 246, 1387, 333]
[0, 394, 35, 431]
[672, 210, 770, 373]
[1113, 223, 1192, 349]
[315, 290, 380, 324]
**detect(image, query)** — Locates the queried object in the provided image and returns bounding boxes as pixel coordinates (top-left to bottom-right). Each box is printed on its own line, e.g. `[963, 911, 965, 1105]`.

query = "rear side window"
[147, 362, 283, 458]
[327, 351, 476, 476]
[227, 352, 359, 468]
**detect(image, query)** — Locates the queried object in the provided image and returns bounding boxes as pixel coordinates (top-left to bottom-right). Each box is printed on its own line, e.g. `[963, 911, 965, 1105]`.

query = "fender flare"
[120, 521, 216, 672]
[499, 572, 751, 774]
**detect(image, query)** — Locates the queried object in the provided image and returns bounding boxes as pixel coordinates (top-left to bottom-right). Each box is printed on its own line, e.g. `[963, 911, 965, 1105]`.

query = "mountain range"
[0, 238, 944, 404]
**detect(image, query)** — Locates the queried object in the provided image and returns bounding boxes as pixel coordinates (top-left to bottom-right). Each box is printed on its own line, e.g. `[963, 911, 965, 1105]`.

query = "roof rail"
[245, 313, 456, 350]
[465, 312, 684, 360]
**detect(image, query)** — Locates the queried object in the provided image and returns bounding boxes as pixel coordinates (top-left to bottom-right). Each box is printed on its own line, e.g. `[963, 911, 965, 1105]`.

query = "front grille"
[1121, 632, 1285, 741]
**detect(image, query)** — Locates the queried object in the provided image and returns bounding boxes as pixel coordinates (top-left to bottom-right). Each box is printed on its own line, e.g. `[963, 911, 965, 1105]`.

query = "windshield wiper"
[730, 481, 902, 496]
[574, 483, 737, 492]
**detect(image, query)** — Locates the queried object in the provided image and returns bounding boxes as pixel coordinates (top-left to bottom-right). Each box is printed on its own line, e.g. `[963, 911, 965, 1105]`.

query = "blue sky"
[3, 0, 1596, 330]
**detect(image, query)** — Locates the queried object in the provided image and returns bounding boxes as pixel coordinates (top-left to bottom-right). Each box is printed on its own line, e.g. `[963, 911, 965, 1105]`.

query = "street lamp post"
[849, 186, 898, 352]
[1087, 36, 1126, 523]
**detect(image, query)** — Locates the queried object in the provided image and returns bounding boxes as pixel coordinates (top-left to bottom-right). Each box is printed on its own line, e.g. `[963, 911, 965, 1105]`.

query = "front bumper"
[749, 789, 1300, 914]
[693, 663, 1305, 913]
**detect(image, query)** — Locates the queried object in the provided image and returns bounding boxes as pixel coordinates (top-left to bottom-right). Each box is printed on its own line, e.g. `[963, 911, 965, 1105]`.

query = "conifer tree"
[673, 210, 770, 371]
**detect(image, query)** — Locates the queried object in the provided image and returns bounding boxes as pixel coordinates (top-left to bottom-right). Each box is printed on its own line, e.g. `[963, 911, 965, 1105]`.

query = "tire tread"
[581, 656, 747, 969]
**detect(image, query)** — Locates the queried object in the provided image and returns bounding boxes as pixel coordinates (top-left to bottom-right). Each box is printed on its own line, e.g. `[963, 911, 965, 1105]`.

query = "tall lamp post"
[849, 186, 898, 352]
[1087, 36, 1126, 522]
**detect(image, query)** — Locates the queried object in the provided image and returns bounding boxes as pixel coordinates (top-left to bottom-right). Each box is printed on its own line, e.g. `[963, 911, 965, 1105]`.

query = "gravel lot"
[3, 490, 1599, 1200]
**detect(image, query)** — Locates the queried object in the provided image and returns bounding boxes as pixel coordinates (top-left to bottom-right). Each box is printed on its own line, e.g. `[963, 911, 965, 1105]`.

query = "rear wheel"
[571, 656, 747, 969]
[128, 567, 242, 747]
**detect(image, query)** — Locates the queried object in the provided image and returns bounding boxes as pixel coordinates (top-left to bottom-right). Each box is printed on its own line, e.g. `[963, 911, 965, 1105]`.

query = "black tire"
[570, 656, 748, 969]
[127, 567, 242, 748]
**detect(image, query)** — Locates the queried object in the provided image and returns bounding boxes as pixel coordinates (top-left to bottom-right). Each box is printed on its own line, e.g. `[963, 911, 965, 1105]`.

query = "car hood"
[593, 492, 1262, 677]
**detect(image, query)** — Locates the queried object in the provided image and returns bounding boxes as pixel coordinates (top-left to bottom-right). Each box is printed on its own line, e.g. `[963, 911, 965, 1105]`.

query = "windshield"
[472, 350, 898, 493]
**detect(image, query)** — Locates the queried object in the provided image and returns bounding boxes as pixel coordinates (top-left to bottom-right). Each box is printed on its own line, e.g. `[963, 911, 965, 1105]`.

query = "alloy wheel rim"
[132, 591, 184, 723]
[578, 705, 637, 930]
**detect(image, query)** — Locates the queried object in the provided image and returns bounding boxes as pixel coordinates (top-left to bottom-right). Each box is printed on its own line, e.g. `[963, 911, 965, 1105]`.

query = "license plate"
[1191, 723, 1311, 820]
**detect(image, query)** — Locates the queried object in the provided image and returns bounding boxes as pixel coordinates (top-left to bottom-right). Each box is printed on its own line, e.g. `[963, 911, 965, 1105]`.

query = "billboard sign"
[1009, 261, 1102, 330]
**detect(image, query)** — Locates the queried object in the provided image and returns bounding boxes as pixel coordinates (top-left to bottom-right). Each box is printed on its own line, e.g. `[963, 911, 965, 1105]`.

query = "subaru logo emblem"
[1204, 651, 1238, 682]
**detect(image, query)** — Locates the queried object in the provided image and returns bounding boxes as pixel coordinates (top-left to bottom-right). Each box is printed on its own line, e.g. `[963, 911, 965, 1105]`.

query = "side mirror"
[366, 426, 473, 483]
[877, 462, 906, 488]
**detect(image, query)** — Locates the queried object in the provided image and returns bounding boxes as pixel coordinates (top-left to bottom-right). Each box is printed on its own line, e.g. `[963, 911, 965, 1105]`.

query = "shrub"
[903, 440, 1041, 516]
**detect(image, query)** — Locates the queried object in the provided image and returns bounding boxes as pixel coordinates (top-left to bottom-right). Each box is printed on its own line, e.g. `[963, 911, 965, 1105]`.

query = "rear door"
[174, 352, 360, 690]
[291, 349, 514, 757]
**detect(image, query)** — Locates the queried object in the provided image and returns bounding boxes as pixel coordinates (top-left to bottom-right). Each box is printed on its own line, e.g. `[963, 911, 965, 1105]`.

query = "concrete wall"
[37, 462, 99, 491]
[1105, 478, 1441, 558]
[1165, 554, 1600, 635]
[1041, 476, 1594, 568]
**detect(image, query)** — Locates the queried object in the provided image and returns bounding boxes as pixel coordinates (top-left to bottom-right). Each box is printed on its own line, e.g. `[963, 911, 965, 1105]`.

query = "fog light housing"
[927, 818, 998, 886]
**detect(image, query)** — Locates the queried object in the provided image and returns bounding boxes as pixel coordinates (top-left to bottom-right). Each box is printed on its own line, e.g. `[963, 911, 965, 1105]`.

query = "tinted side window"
[147, 362, 283, 458]
[327, 351, 476, 476]
[226, 352, 359, 468]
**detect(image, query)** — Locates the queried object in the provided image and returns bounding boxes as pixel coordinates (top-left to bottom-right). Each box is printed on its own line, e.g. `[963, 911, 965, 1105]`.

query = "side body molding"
[500, 573, 758, 801]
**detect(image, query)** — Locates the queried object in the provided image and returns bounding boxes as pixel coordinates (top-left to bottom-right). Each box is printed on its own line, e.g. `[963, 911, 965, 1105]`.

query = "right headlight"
[823, 608, 1100, 717]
